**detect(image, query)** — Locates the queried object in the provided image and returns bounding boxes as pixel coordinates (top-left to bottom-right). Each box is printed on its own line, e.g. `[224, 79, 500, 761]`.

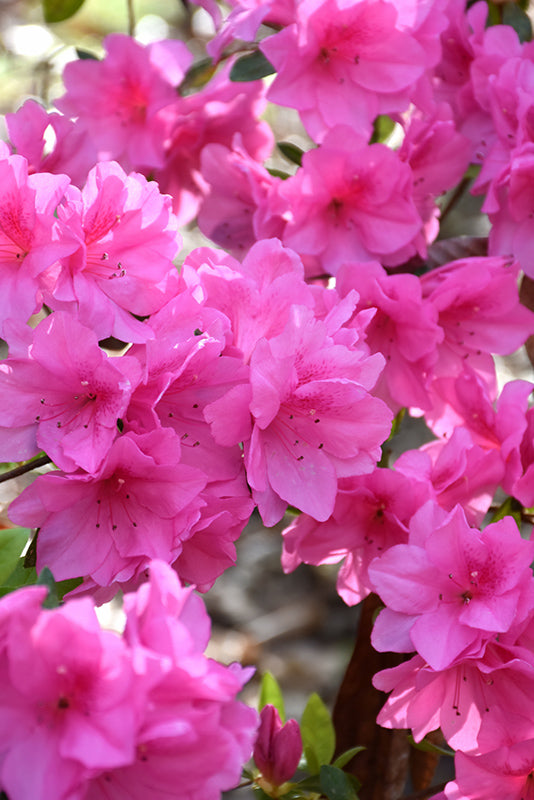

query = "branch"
[0, 455, 52, 485]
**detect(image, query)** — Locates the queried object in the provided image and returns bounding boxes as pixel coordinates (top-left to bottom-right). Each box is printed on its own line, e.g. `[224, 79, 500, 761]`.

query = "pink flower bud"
[253, 705, 302, 786]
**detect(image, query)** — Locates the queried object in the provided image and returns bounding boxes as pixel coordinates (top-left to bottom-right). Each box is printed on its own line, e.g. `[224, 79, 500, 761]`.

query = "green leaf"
[503, 2, 532, 42]
[259, 672, 285, 722]
[181, 58, 217, 94]
[320, 765, 359, 800]
[277, 141, 304, 167]
[266, 168, 290, 180]
[387, 408, 406, 441]
[75, 48, 99, 60]
[407, 734, 454, 758]
[490, 496, 522, 528]
[230, 51, 276, 82]
[0, 527, 30, 584]
[37, 566, 60, 609]
[333, 747, 366, 770]
[0, 558, 37, 597]
[370, 115, 395, 144]
[42, 0, 86, 23]
[301, 693, 335, 774]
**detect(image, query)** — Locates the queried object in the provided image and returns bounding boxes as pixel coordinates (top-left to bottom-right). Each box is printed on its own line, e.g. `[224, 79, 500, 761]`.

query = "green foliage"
[42, 0, 87, 23]
[407, 734, 455, 758]
[230, 51, 276, 82]
[301, 693, 336, 775]
[259, 672, 286, 722]
[370, 115, 395, 144]
[320, 765, 360, 800]
[332, 747, 366, 770]
[75, 48, 99, 60]
[0, 558, 37, 597]
[0, 527, 30, 585]
[278, 142, 305, 167]
[490, 496, 522, 528]
[502, 2, 532, 41]
[181, 58, 217, 94]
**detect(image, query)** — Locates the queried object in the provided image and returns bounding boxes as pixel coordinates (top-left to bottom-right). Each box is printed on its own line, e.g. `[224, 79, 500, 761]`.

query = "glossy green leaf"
[277, 141, 304, 167]
[230, 51, 276, 82]
[407, 734, 454, 758]
[259, 672, 285, 722]
[320, 765, 359, 800]
[371, 115, 395, 143]
[0, 558, 37, 597]
[0, 527, 29, 584]
[267, 168, 290, 180]
[75, 48, 99, 60]
[43, 0, 86, 23]
[301, 693, 335, 774]
[181, 58, 217, 94]
[38, 566, 60, 609]
[333, 747, 366, 770]
[503, 3, 532, 42]
[490, 496, 522, 528]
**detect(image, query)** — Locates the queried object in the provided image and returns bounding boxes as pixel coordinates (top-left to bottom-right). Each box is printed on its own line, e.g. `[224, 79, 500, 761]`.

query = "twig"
[0, 455, 52, 485]
[439, 177, 472, 228]
[126, 0, 135, 36]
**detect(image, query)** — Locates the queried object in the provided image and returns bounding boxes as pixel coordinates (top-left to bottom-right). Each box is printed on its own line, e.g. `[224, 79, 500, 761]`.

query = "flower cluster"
[2, 0, 534, 796]
[0, 560, 257, 800]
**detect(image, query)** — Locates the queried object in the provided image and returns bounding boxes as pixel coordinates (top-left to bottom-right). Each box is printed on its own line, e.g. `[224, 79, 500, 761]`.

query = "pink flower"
[336, 261, 442, 412]
[198, 138, 284, 256]
[6, 99, 97, 188]
[0, 312, 141, 473]
[0, 588, 137, 800]
[261, 0, 427, 142]
[374, 634, 534, 755]
[48, 161, 180, 342]
[369, 502, 534, 671]
[254, 705, 302, 786]
[438, 741, 534, 799]
[0, 154, 74, 336]
[8, 429, 207, 590]
[154, 63, 273, 225]
[282, 467, 431, 605]
[0, 561, 258, 800]
[86, 560, 258, 800]
[245, 304, 392, 525]
[279, 127, 422, 274]
[395, 425, 504, 526]
[56, 34, 193, 172]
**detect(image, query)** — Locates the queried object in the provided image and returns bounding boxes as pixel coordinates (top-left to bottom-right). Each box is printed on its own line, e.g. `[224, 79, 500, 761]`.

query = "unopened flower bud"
[253, 704, 302, 786]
